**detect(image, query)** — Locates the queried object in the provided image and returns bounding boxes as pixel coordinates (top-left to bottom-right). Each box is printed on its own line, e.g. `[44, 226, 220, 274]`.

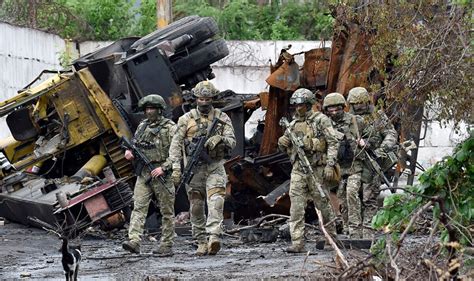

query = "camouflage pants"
[186, 160, 226, 243]
[336, 173, 362, 236]
[289, 167, 336, 246]
[128, 172, 175, 247]
[361, 166, 381, 203]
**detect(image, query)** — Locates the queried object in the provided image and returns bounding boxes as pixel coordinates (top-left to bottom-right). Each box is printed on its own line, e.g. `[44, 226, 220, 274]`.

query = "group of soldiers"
[278, 87, 397, 253]
[122, 81, 235, 256]
[120, 81, 397, 256]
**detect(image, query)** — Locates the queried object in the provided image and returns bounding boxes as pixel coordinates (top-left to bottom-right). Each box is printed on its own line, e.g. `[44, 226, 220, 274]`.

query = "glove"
[171, 169, 181, 187]
[324, 164, 335, 181]
[373, 148, 386, 158]
[205, 135, 222, 150]
[278, 135, 290, 148]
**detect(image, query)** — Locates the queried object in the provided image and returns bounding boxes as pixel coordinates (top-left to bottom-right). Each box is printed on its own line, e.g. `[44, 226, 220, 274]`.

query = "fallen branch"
[315, 208, 349, 269]
[226, 214, 319, 234]
[387, 234, 400, 281]
[299, 250, 311, 278]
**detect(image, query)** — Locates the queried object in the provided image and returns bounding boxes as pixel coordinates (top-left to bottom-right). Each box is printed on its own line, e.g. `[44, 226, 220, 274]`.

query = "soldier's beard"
[197, 104, 212, 114]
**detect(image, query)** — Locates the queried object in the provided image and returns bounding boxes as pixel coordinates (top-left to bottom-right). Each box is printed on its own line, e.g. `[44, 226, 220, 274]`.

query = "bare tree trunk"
[28, 0, 37, 28]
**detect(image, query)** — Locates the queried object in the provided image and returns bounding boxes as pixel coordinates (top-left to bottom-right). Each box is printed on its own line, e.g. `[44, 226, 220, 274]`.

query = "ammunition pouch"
[314, 137, 326, 152]
[337, 138, 355, 164]
[378, 150, 398, 172]
[207, 142, 230, 160]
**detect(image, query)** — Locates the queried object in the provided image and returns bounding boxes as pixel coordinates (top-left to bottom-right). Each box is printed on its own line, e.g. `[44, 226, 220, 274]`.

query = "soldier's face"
[326, 105, 344, 121]
[352, 103, 368, 114]
[145, 107, 160, 121]
[294, 103, 308, 116]
[197, 97, 213, 114]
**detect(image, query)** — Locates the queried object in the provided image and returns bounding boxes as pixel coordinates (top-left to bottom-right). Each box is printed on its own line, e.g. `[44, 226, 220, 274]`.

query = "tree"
[0, 0, 335, 41]
[336, 1, 472, 126]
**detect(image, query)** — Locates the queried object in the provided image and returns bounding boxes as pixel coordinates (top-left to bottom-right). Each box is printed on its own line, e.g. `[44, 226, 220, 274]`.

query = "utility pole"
[157, 0, 172, 28]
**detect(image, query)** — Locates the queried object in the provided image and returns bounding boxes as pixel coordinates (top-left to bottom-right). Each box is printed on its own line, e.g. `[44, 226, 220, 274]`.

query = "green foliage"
[0, 0, 334, 41]
[371, 131, 474, 255]
[174, 0, 334, 40]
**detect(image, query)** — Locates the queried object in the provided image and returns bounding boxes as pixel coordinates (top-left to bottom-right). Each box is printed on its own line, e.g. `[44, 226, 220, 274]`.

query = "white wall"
[0, 23, 469, 168]
[0, 22, 65, 100]
[211, 40, 331, 94]
[0, 22, 66, 138]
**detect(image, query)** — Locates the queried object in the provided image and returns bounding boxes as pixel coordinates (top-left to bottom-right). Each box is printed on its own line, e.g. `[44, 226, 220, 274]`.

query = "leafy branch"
[371, 131, 473, 279]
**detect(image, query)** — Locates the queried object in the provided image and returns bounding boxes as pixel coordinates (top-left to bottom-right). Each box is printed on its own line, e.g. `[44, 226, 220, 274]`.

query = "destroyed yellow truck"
[0, 16, 230, 236]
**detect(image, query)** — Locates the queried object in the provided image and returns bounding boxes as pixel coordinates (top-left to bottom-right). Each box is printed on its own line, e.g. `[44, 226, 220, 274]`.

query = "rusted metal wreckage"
[0, 14, 421, 238]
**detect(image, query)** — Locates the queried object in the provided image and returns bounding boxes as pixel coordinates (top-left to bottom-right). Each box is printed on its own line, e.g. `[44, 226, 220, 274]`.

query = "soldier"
[347, 87, 398, 203]
[278, 88, 339, 253]
[122, 94, 177, 256]
[168, 81, 236, 256]
[323, 92, 365, 238]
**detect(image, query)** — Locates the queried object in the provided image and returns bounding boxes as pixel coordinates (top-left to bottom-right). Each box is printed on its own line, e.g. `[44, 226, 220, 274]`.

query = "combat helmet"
[138, 94, 167, 110]
[323, 92, 346, 109]
[290, 88, 315, 105]
[192, 81, 219, 98]
[347, 87, 370, 104]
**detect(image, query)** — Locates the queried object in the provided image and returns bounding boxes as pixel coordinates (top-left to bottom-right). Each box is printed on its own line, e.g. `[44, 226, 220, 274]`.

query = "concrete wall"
[0, 23, 469, 169]
[0, 22, 66, 100]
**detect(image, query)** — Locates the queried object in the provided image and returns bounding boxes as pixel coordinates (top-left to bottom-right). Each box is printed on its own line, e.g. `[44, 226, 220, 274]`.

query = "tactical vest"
[133, 118, 173, 164]
[288, 112, 327, 167]
[333, 113, 357, 164]
[184, 108, 229, 160]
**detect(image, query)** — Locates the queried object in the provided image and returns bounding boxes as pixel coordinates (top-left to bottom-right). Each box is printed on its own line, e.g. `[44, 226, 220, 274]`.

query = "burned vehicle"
[0, 16, 232, 236]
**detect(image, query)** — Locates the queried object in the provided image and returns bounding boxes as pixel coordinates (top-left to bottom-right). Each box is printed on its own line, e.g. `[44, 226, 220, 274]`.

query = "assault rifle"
[279, 117, 326, 198]
[350, 115, 392, 189]
[176, 118, 225, 194]
[363, 150, 392, 188]
[121, 137, 166, 185]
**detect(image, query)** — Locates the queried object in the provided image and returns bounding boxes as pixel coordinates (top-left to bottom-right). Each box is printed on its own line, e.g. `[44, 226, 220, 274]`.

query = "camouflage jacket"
[279, 111, 339, 172]
[133, 117, 176, 171]
[360, 109, 398, 152]
[331, 112, 365, 174]
[168, 108, 236, 170]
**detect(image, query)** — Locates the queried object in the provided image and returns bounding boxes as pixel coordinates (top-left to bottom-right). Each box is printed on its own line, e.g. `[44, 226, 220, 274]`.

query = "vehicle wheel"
[170, 39, 229, 79]
[130, 16, 219, 52]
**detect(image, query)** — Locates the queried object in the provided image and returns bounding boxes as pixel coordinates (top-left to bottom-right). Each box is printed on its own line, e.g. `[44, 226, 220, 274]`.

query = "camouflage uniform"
[278, 88, 339, 251]
[323, 92, 365, 237]
[124, 95, 177, 254]
[168, 81, 236, 255]
[347, 87, 398, 202]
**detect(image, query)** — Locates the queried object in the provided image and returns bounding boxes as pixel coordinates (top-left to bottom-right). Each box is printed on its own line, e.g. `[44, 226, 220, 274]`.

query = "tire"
[130, 16, 219, 53]
[170, 39, 229, 79]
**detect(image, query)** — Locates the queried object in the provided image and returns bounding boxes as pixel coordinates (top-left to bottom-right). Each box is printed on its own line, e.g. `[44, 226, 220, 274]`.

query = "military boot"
[196, 243, 208, 256]
[207, 236, 221, 255]
[286, 242, 306, 253]
[122, 240, 140, 254]
[152, 244, 173, 256]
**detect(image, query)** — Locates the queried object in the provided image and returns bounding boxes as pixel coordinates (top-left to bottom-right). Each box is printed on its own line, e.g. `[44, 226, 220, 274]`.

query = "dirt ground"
[0, 221, 353, 280]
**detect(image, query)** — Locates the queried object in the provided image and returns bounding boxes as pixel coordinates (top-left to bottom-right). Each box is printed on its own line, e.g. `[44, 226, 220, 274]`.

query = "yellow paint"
[77, 69, 132, 139]
[81, 155, 107, 176]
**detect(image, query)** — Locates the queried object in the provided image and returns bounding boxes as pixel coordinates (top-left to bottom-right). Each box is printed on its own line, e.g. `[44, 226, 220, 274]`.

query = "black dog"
[61, 236, 81, 281]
